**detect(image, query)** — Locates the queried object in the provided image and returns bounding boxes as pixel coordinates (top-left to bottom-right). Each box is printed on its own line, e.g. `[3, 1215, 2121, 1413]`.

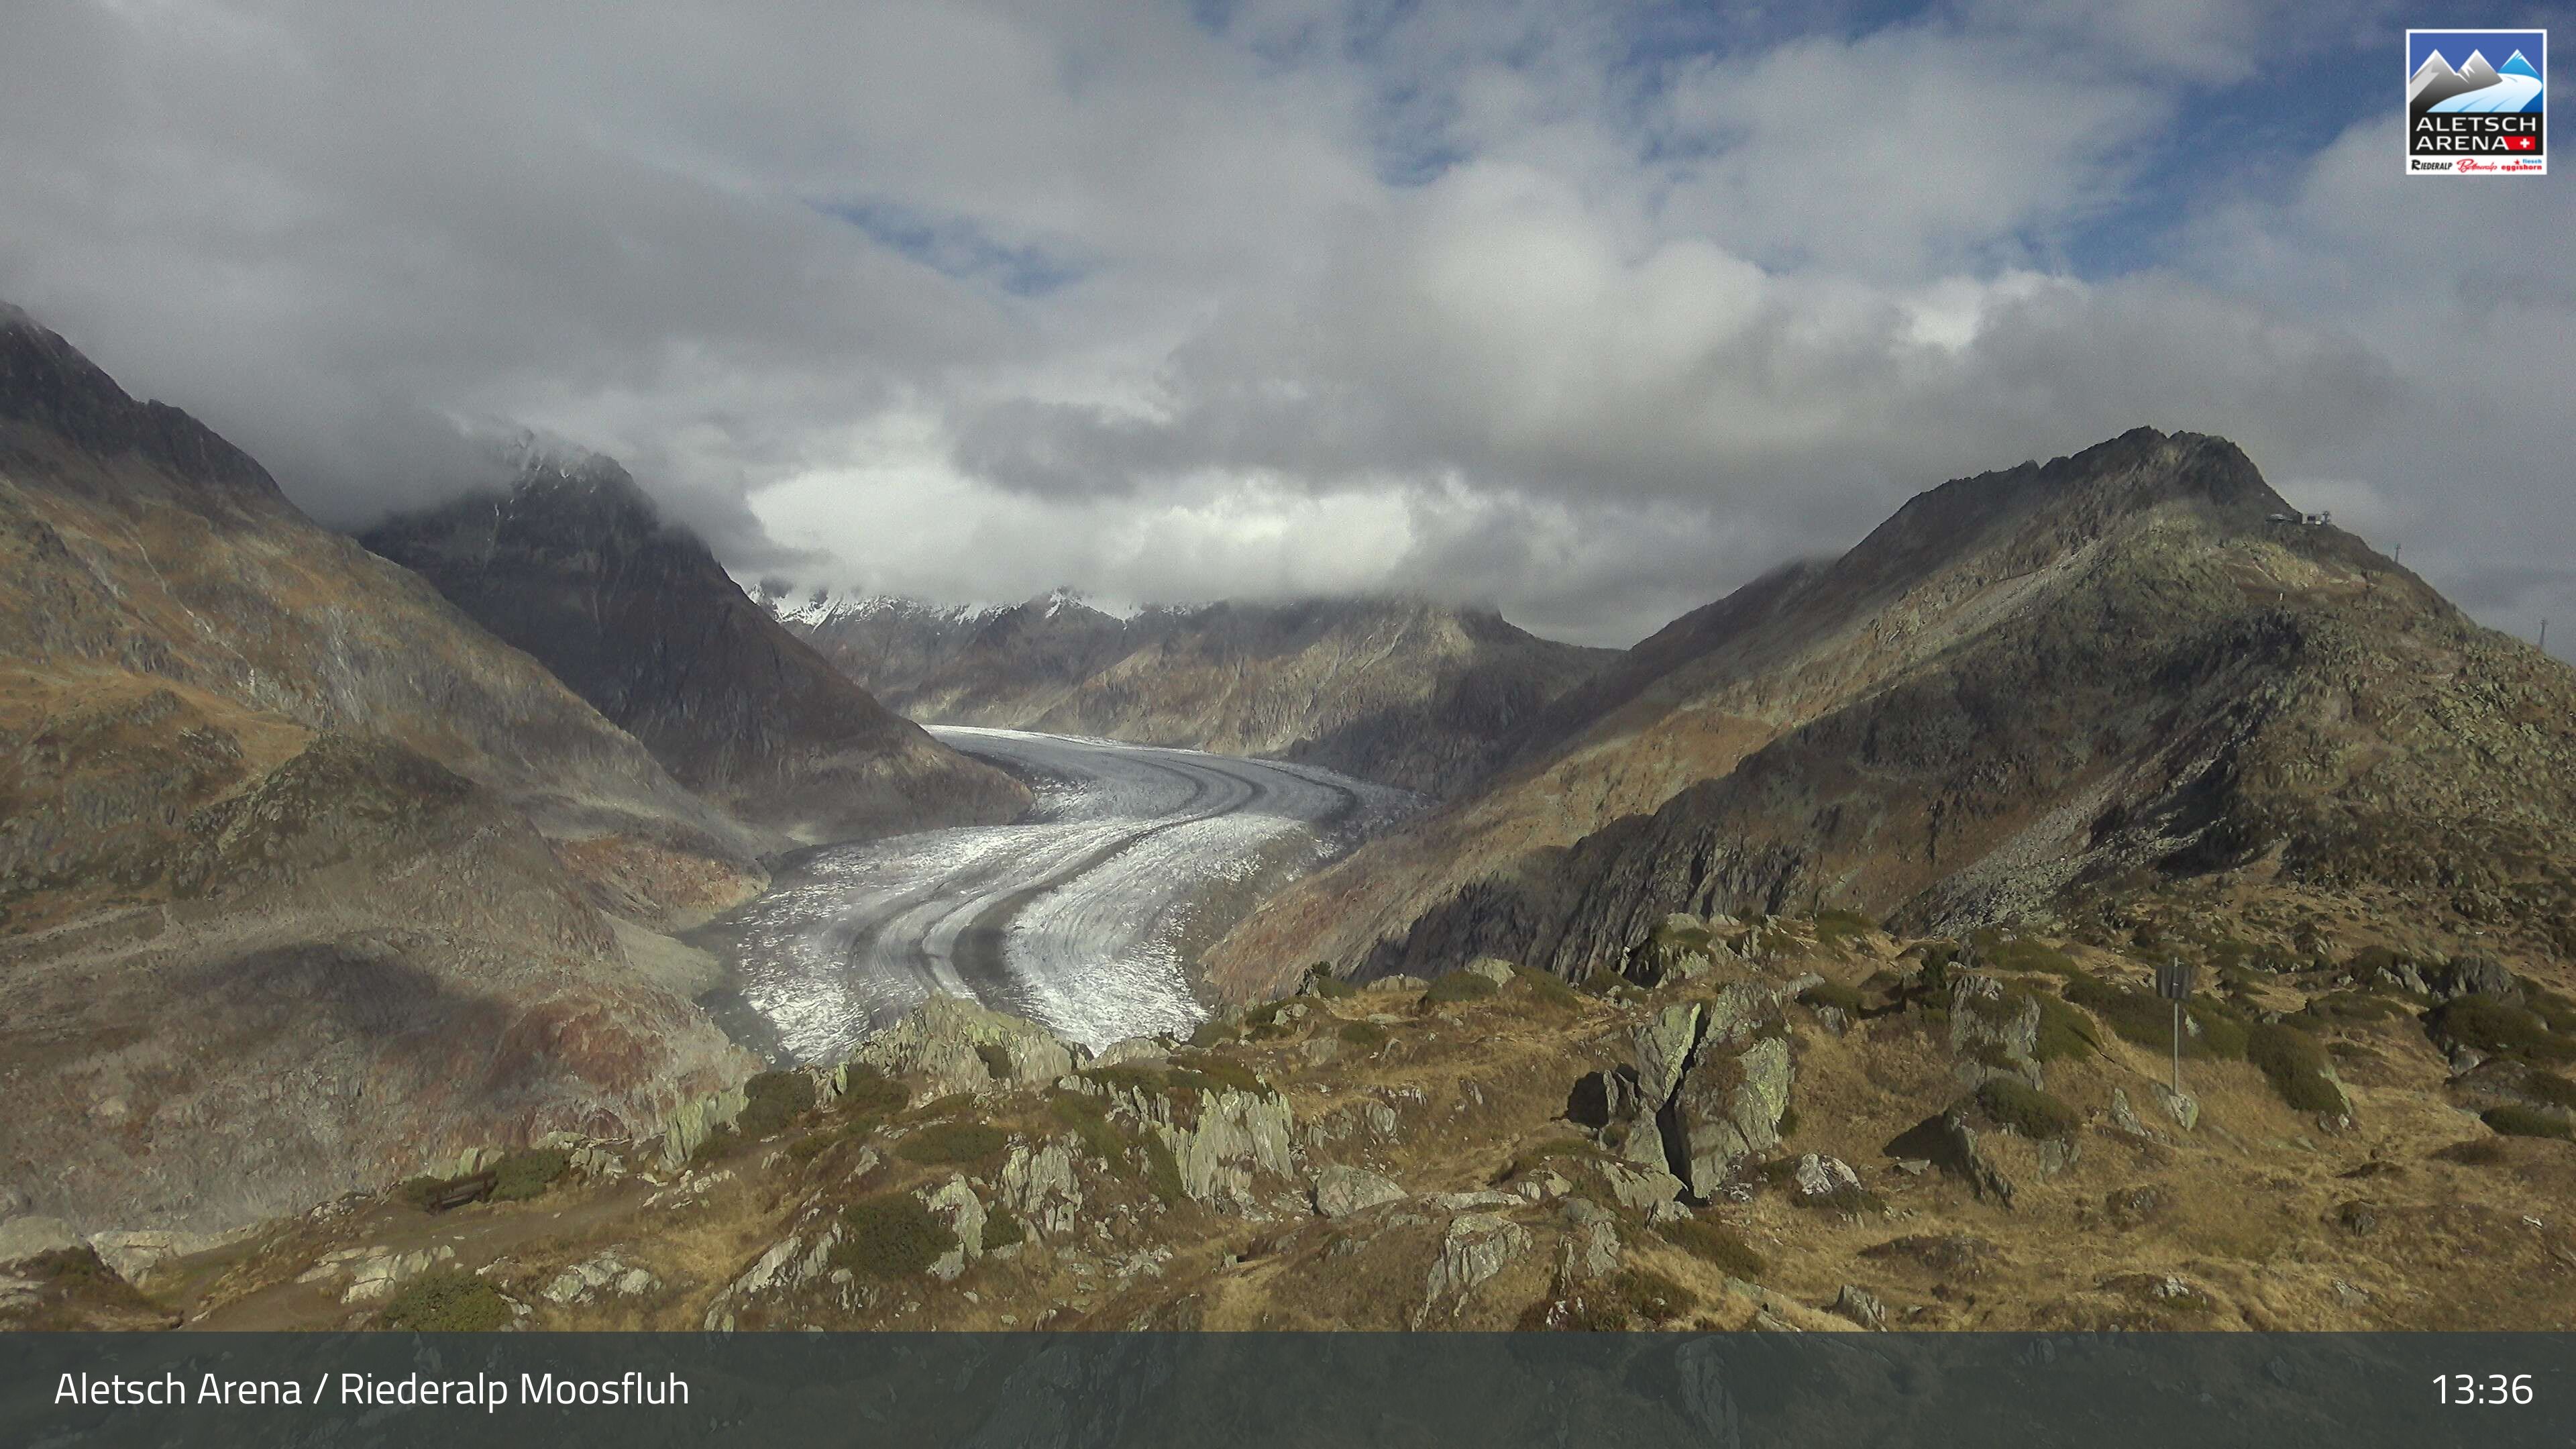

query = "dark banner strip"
[6, 1332, 2572, 1447]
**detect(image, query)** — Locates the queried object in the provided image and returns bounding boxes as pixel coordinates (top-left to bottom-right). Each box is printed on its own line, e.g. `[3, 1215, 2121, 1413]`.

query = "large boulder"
[1670, 1035, 1793, 1199]
[1631, 1005, 1703, 1105]
[1311, 1165, 1406, 1219]
[1948, 975, 2043, 1088]
[999, 1142, 1085, 1238]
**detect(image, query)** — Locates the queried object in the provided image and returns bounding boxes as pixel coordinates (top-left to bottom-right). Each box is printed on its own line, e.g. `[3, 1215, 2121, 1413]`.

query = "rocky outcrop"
[851, 994, 1088, 1100]
[1416, 1212, 1532, 1325]
[1311, 1165, 1405, 1219]
[999, 1143, 1084, 1238]
[1153, 1091, 1296, 1212]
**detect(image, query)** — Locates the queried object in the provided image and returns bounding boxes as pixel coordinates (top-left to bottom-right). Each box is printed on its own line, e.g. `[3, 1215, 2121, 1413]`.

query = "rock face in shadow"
[0, 309, 764, 1233]
[1208, 428, 2576, 999]
[363, 444, 1029, 846]
[767, 589, 1611, 799]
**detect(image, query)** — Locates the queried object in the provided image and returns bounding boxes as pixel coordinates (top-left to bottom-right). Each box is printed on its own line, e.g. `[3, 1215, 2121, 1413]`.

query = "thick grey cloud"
[0, 0, 2567, 653]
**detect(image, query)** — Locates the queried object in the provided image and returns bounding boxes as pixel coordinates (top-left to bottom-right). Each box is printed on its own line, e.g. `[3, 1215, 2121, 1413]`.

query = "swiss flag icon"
[2505, 135, 2538, 152]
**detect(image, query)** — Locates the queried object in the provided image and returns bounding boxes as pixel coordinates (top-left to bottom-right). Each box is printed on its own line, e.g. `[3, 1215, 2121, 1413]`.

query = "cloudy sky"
[3, 0, 2570, 651]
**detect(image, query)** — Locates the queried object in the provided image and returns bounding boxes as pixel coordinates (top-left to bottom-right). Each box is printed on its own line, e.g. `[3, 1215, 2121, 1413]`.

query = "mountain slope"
[1205, 428, 2576, 998]
[0, 309, 767, 1234]
[770, 590, 1613, 798]
[362, 449, 1029, 846]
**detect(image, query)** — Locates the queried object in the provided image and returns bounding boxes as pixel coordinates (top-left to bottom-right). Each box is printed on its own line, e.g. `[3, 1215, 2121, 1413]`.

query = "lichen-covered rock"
[1157, 1090, 1295, 1212]
[1311, 1165, 1405, 1219]
[999, 1142, 1083, 1238]
[1417, 1212, 1532, 1324]
[853, 994, 1083, 1097]
[1092, 1036, 1171, 1069]
[1567, 1066, 1646, 1128]
[0, 1216, 80, 1266]
[2153, 1084, 2200, 1132]
[542, 1250, 660, 1306]
[1632, 1004, 1703, 1105]
[1599, 1161, 1686, 1211]
[1563, 1219, 1620, 1281]
[1462, 957, 1518, 985]
[923, 1178, 987, 1281]
[702, 1220, 843, 1331]
[1672, 1034, 1793, 1199]
[660, 1082, 749, 1169]
[1949, 974, 2042, 1088]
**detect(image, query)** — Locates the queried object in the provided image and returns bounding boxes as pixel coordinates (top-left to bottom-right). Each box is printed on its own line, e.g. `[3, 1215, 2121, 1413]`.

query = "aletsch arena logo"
[2408, 29, 2546, 175]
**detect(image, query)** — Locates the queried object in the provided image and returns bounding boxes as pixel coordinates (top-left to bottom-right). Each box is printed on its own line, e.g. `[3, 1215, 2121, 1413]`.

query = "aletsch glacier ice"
[692, 728, 1421, 1061]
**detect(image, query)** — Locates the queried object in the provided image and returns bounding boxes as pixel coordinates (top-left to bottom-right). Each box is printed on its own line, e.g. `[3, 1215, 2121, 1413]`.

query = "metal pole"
[2542, 619, 2550, 652]
[2171, 1002, 2181, 1095]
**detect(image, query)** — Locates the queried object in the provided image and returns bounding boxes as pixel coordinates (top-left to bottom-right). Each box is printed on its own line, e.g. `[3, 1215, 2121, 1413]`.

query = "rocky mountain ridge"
[362, 447, 1029, 846]
[1206, 429, 2576, 1002]
[0, 311, 773, 1238]
[761, 585, 1613, 798]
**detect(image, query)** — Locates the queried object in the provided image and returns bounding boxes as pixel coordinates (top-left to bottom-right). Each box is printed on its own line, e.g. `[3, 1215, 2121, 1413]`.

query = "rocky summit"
[16, 914, 2574, 1332]
[362, 443, 1028, 846]
[766, 589, 1613, 798]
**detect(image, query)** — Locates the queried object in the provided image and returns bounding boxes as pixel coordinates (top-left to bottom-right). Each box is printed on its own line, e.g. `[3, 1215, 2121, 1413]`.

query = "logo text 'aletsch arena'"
[2408, 30, 2546, 176]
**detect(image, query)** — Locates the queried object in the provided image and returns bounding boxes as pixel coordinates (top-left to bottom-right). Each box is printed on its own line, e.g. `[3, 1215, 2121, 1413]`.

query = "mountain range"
[7, 301, 2576, 1331]
[1205, 427, 2576, 1000]
[758, 587, 1615, 798]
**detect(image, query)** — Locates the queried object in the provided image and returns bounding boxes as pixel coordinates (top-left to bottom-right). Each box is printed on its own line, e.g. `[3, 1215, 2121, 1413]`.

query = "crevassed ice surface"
[694, 728, 1423, 1061]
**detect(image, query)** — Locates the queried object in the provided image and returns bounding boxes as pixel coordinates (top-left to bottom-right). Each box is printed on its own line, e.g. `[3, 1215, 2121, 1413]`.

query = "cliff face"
[0, 311, 767, 1234]
[772, 590, 1613, 799]
[1205, 429, 2576, 998]
[362, 449, 1030, 847]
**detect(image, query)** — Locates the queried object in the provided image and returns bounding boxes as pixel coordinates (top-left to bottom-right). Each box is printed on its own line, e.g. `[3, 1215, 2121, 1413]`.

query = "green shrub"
[1048, 1089, 1131, 1166]
[2523, 1071, 2576, 1112]
[2428, 994, 2575, 1063]
[2482, 1105, 2574, 1141]
[2032, 995, 2100, 1063]
[830, 1193, 957, 1279]
[1304, 963, 1357, 1000]
[687, 1124, 736, 1169]
[377, 1269, 511, 1331]
[1660, 1217, 1765, 1279]
[1974, 1079, 2078, 1139]
[2248, 1022, 2347, 1113]
[1798, 981, 1865, 1015]
[1140, 1132, 1187, 1208]
[1167, 1052, 1273, 1097]
[1189, 1018, 1240, 1049]
[393, 1176, 453, 1211]
[1514, 967, 1582, 1009]
[1811, 910, 1878, 948]
[1424, 971, 1500, 1006]
[1776, 1105, 1801, 1139]
[488, 1148, 569, 1203]
[1338, 1020, 1389, 1049]
[982, 1204, 1028, 1249]
[836, 1065, 909, 1118]
[896, 1121, 1009, 1168]
[1082, 1063, 1170, 1097]
[1607, 1267, 1695, 1324]
[2060, 977, 2244, 1059]
[787, 1130, 839, 1163]
[1971, 931, 2080, 977]
[737, 1070, 820, 1140]
[973, 1043, 1016, 1079]
[2434, 1137, 2512, 1166]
